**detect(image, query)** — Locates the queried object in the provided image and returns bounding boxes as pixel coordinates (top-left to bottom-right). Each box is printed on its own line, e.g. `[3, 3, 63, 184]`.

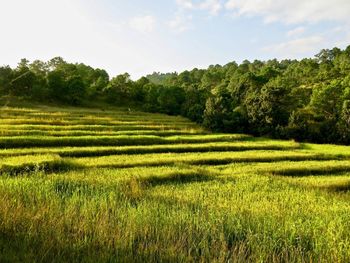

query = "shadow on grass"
[2, 154, 343, 177]
[0, 134, 254, 149]
[0, 229, 183, 263]
[270, 165, 350, 177]
[57, 145, 300, 158]
[120, 167, 221, 207]
[97, 154, 341, 170]
[323, 184, 350, 193]
[0, 160, 81, 177]
[189, 154, 341, 166]
[140, 170, 215, 187]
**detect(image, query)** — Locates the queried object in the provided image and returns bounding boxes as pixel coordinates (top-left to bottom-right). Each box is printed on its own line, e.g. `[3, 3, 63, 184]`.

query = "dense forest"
[1, 46, 350, 144]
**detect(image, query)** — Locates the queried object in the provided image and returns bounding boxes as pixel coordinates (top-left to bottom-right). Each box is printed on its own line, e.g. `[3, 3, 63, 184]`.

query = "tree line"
[1, 46, 350, 144]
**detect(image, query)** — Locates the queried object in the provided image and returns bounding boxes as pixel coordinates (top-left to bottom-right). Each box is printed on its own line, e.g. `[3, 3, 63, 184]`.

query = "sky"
[0, 0, 349, 79]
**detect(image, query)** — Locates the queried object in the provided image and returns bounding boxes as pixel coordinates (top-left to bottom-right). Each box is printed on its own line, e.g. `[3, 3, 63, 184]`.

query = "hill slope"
[1, 105, 350, 262]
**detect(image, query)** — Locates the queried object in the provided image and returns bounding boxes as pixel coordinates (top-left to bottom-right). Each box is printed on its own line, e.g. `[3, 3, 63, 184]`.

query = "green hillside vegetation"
[1, 105, 350, 262]
[1, 45, 350, 144]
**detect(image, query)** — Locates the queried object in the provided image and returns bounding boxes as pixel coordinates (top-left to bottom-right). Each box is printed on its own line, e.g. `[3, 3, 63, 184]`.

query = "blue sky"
[0, 0, 349, 79]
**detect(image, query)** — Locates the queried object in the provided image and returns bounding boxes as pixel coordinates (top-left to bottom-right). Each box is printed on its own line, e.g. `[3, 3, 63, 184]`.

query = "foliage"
[1, 57, 109, 105]
[1, 45, 350, 143]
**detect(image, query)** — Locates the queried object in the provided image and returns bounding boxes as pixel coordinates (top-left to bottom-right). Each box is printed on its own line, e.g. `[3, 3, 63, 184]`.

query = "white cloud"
[226, 0, 350, 57]
[175, 0, 222, 15]
[129, 15, 156, 33]
[263, 36, 324, 57]
[286, 26, 306, 38]
[168, 13, 193, 33]
[199, 0, 222, 15]
[176, 0, 194, 9]
[225, 0, 350, 24]
[170, 0, 223, 34]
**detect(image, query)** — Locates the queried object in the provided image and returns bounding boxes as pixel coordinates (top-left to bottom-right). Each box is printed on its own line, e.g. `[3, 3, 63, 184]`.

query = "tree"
[337, 100, 350, 143]
[157, 86, 185, 115]
[104, 73, 132, 103]
[48, 57, 66, 70]
[181, 84, 208, 123]
[1, 46, 350, 144]
[11, 59, 36, 96]
[29, 60, 49, 99]
[143, 83, 161, 112]
[287, 108, 322, 142]
[131, 77, 149, 102]
[48, 70, 66, 101]
[66, 75, 86, 105]
[203, 84, 242, 132]
[310, 80, 344, 121]
[0, 66, 13, 95]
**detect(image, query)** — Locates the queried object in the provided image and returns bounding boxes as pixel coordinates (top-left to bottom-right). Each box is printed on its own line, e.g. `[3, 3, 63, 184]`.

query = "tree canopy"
[1, 46, 350, 144]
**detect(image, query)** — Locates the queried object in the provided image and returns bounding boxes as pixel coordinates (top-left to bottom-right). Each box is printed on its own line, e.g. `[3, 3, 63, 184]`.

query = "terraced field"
[1, 105, 350, 262]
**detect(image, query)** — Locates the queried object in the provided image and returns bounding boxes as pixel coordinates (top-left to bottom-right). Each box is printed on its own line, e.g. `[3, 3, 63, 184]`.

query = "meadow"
[1, 104, 350, 262]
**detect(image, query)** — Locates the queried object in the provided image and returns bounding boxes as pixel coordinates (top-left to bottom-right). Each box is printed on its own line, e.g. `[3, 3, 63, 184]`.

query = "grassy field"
[1, 105, 350, 262]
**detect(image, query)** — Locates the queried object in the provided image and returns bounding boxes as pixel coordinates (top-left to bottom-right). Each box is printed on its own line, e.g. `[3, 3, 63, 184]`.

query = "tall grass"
[0, 140, 301, 158]
[0, 134, 251, 148]
[0, 124, 203, 132]
[1, 104, 350, 262]
[0, 129, 205, 137]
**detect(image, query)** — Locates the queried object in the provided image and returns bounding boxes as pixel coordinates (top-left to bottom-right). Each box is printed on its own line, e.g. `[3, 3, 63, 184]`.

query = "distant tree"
[29, 60, 49, 99]
[310, 80, 344, 121]
[66, 75, 86, 105]
[287, 108, 322, 142]
[10, 59, 36, 96]
[338, 100, 350, 143]
[104, 73, 132, 103]
[131, 77, 149, 102]
[2, 46, 350, 144]
[157, 86, 185, 115]
[203, 84, 247, 132]
[48, 57, 66, 70]
[90, 69, 109, 96]
[143, 83, 161, 112]
[181, 84, 208, 123]
[146, 72, 177, 85]
[0, 66, 13, 95]
[48, 70, 66, 101]
[201, 65, 225, 90]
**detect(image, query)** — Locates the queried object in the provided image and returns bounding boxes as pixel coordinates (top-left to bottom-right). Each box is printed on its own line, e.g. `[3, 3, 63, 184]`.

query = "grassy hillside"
[1, 105, 350, 262]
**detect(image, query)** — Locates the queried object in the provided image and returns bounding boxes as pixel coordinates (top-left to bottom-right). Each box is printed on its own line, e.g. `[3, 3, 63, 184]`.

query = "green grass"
[0, 140, 300, 157]
[69, 150, 337, 168]
[0, 134, 250, 148]
[1, 104, 350, 262]
[0, 129, 205, 137]
[0, 154, 73, 176]
[0, 124, 201, 132]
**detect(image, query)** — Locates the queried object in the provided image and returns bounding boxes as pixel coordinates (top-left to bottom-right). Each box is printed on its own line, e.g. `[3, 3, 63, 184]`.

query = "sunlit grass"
[0, 129, 206, 137]
[0, 140, 300, 158]
[0, 134, 251, 148]
[1, 105, 350, 262]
